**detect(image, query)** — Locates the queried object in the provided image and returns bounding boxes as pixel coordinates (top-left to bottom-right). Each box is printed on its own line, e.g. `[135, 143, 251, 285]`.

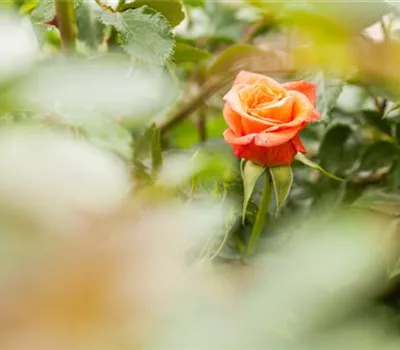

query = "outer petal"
[223, 128, 255, 146]
[291, 134, 307, 153]
[289, 90, 320, 122]
[231, 140, 298, 167]
[233, 70, 287, 95]
[282, 81, 317, 107]
[254, 128, 301, 148]
[223, 103, 243, 136]
[264, 90, 320, 133]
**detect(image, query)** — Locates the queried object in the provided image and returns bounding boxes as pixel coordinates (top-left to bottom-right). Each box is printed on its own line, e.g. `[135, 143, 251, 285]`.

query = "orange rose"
[223, 71, 321, 167]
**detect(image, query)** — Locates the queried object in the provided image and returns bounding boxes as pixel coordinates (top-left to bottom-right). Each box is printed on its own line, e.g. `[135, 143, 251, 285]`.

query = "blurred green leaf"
[362, 110, 391, 135]
[182, 0, 204, 7]
[241, 160, 266, 224]
[100, 7, 174, 67]
[31, 0, 55, 22]
[168, 118, 198, 149]
[295, 153, 343, 181]
[207, 115, 227, 139]
[384, 102, 400, 119]
[260, 0, 388, 32]
[269, 166, 293, 214]
[76, 2, 103, 49]
[121, 0, 185, 28]
[174, 42, 211, 64]
[319, 124, 359, 175]
[359, 141, 399, 171]
[207, 44, 282, 80]
[306, 71, 344, 121]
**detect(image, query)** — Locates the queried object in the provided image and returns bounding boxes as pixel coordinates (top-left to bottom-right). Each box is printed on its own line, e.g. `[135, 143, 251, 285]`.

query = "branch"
[55, 0, 77, 53]
[158, 77, 230, 133]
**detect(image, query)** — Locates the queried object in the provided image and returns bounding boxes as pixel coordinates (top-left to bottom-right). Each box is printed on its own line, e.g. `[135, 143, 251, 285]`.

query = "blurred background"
[2, 0, 400, 349]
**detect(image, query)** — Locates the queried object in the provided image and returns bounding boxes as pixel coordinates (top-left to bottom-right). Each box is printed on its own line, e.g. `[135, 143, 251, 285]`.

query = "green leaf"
[121, 0, 185, 28]
[168, 118, 198, 149]
[362, 110, 391, 135]
[309, 71, 343, 121]
[76, 2, 104, 49]
[241, 160, 266, 224]
[319, 124, 359, 175]
[207, 44, 282, 81]
[151, 125, 163, 175]
[174, 42, 211, 64]
[182, 0, 204, 7]
[31, 0, 55, 22]
[384, 102, 400, 119]
[100, 7, 174, 67]
[295, 153, 343, 181]
[359, 141, 399, 171]
[269, 166, 293, 214]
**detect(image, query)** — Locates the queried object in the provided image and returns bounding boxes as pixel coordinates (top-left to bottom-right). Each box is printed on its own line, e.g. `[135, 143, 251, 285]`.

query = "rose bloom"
[223, 71, 321, 167]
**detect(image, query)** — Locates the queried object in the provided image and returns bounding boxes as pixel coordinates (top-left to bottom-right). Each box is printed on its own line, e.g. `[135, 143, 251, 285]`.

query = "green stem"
[246, 171, 272, 257]
[55, 0, 76, 54]
[94, 0, 117, 12]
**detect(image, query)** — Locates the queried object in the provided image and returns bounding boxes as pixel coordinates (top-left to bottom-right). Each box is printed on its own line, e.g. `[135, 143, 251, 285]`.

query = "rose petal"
[231, 140, 297, 167]
[266, 119, 306, 133]
[289, 90, 321, 122]
[254, 128, 301, 148]
[224, 87, 276, 134]
[223, 103, 243, 136]
[223, 128, 255, 146]
[291, 134, 307, 153]
[283, 80, 317, 107]
[233, 70, 287, 95]
[251, 95, 295, 123]
[264, 91, 320, 133]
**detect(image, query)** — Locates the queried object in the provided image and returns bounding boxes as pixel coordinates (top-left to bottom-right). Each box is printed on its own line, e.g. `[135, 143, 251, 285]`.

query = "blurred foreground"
[0, 128, 398, 350]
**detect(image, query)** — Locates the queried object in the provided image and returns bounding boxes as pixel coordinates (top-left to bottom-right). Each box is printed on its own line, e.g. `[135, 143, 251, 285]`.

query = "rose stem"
[245, 171, 273, 258]
[55, 0, 77, 54]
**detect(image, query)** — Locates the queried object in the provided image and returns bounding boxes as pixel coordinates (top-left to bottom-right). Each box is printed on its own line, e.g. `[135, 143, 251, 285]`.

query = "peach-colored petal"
[224, 87, 277, 134]
[239, 81, 280, 107]
[266, 119, 306, 133]
[251, 95, 295, 123]
[289, 90, 321, 122]
[283, 81, 317, 107]
[233, 71, 287, 95]
[254, 128, 301, 148]
[231, 140, 297, 167]
[223, 128, 255, 146]
[223, 86, 246, 116]
[223, 103, 243, 136]
[241, 117, 276, 134]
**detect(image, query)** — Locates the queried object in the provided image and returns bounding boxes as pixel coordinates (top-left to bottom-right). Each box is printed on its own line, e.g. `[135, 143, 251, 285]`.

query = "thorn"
[42, 16, 58, 27]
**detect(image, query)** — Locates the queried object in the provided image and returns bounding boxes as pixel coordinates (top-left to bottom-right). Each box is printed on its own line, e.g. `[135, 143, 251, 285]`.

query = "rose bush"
[223, 71, 321, 167]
